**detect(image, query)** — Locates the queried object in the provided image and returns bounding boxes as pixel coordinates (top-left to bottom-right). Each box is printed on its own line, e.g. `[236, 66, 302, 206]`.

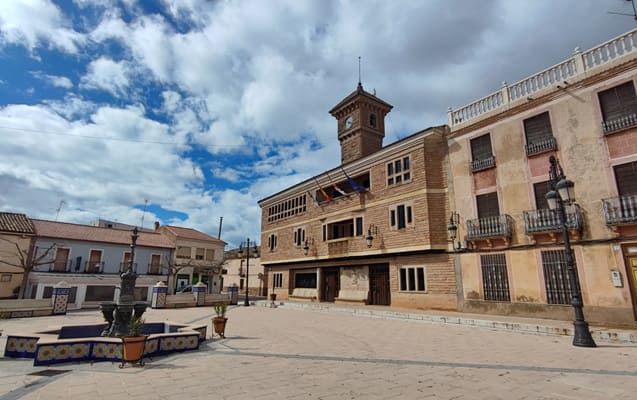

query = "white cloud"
[0, 0, 85, 54]
[80, 57, 131, 97]
[31, 71, 74, 89]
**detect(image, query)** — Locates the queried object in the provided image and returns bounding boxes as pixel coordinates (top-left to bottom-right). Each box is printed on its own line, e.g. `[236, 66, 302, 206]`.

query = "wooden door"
[53, 248, 69, 272]
[88, 250, 102, 273]
[150, 254, 161, 274]
[369, 264, 390, 305]
[625, 246, 637, 320]
[323, 269, 339, 302]
[122, 252, 132, 272]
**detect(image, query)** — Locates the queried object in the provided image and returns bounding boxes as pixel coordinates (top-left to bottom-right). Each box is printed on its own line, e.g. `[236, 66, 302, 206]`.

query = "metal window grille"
[480, 254, 510, 302]
[541, 250, 576, 305]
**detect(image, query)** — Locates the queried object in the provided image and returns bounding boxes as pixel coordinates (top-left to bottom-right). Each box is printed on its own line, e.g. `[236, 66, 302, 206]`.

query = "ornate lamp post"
[238, 238, 259, 307]
[545, 156, 596, 347]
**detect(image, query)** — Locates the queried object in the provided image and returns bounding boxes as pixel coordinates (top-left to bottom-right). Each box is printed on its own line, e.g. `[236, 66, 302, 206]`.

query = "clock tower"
[329, 82, 393, 164]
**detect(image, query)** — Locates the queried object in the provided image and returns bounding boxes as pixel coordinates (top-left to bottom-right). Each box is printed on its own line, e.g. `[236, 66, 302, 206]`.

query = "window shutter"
[533, 181, 551, 209]
[599, 81, 637, 122]
[524, 112, 552, 145]
[614, 161, 637, 196]
[470, 134, 493, 161]
[476, 192, 500, 218]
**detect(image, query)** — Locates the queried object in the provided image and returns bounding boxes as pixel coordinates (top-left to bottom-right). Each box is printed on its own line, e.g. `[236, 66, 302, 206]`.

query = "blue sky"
[0, 0, 635, 248]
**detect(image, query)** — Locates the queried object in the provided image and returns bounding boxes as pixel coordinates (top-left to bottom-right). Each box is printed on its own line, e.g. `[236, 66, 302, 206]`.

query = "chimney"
[154, 221, 160, 231]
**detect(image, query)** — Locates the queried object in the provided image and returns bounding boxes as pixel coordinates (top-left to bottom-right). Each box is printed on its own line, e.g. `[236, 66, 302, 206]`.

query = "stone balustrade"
[449, 28, 637, 128]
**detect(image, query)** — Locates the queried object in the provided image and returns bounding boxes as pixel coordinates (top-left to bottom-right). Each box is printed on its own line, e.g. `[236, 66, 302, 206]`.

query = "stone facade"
[259, 84, 457, 310]
[447, 28, 637, 326]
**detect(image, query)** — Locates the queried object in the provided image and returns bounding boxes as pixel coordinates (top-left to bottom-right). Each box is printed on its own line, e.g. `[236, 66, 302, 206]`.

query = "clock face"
[345, 115, 353, 129]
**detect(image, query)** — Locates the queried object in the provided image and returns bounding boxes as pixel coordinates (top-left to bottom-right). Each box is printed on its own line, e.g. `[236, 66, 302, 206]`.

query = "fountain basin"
[4, 321, 207, 366]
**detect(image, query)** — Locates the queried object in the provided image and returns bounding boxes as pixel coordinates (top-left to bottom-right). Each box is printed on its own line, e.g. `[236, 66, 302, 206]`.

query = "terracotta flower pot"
[121, 335, 147, 367]
[213, 317, 227, 338]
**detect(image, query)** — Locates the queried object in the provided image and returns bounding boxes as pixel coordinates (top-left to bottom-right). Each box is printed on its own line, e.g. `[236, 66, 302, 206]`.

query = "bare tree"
[0, 237, 56, 299]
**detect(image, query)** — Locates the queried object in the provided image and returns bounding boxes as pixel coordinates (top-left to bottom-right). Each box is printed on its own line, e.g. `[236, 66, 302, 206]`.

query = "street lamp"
[545, 155, 596, 347]
[238, 238, 259, 307]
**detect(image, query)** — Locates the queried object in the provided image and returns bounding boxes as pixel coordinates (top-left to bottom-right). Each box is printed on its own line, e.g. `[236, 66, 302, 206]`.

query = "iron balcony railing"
[603, 195, 637, 225]
[523, 205, 583, 234]
[466, 214, 513, 240]
[602, 112, 637, 134]
[470, 155, 496, 173]
[119, 262, 138, 272]
[50, 260, 72, 273]
[84, 261, 105, 273]
[147, 263, 163, 275]
[525, 136, 557, 156]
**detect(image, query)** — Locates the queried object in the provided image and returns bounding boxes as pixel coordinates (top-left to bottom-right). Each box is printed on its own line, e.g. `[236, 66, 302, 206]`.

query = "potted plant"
[212, 304, 228, 338]
[120, 314, 147, 367]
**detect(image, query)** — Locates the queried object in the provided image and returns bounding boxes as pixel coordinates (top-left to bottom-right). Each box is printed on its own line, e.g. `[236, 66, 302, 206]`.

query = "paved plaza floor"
[1, 304, 637, 399]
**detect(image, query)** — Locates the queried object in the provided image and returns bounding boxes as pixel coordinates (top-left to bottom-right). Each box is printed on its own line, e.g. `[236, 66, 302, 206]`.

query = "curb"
[254, 300, 637, 344]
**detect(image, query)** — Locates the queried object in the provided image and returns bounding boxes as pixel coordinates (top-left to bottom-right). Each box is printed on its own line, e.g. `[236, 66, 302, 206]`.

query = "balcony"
[466, 215, 513, 242]
[327, 239, 349, 256]
[603, 195, 637, 225]
[85, 261, 105, 273]
[147, 263, 163, 275]
[119, 262, 138, 272]
[523, 206, 583, 234]
[602, 113, 637, 135]
[50, 260, 71, 273]
[470, 156, 496, 173]
[525, 136, 557, 156]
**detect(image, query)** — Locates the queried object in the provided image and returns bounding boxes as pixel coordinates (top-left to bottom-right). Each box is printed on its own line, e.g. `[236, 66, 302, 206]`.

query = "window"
[599, 81, 637, 134]
[533, 181, 551, 210]
[390, 204, 413, 229]
[268, 234, 278, 251]
[176, 246, 191, 259]
[294, 272, 317, 288]
[476, 192, 500, 218]
[205, 249, 215, 261]
[324, 217, 364, 240]
[387, 156, 411, 186]
[542, 250, 577, 305]
[399, 267, 425, 291]
[370, 113, 377, 128]
[614, 161, 637, 196]
[293, 227, 306, 247]
[481, 254, 510, 301]
[524, 112, 556, 155]
[267, 194, 307, 223]
[195, 248, 205, 260]
[273, 272, 283, 288]
[470, 134, 495, 172]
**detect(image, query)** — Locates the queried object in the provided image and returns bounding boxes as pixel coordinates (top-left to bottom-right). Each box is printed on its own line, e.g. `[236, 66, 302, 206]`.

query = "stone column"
[151, 281, 168, 309]
[51, 281, 71, 315]
[193, 281, 207, 306]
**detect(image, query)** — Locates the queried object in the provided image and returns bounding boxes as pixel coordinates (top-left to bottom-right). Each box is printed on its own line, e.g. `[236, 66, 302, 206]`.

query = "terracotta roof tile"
[32, 219, 174, 248]
[164, 225, 227, 245]
[0, 212, 35, 234]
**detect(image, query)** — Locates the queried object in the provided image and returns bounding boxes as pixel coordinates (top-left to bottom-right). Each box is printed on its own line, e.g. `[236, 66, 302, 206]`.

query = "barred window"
[293, 227, 306, 247]
[480, 254, 510, 302]
[267, 194, 307, 223]
[390, 204, 413, 230]
[267, 234, 278, 251]
[542, 250, 577, 305]
[399, 267, 425, 292]
[273, 272, 283, 288]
